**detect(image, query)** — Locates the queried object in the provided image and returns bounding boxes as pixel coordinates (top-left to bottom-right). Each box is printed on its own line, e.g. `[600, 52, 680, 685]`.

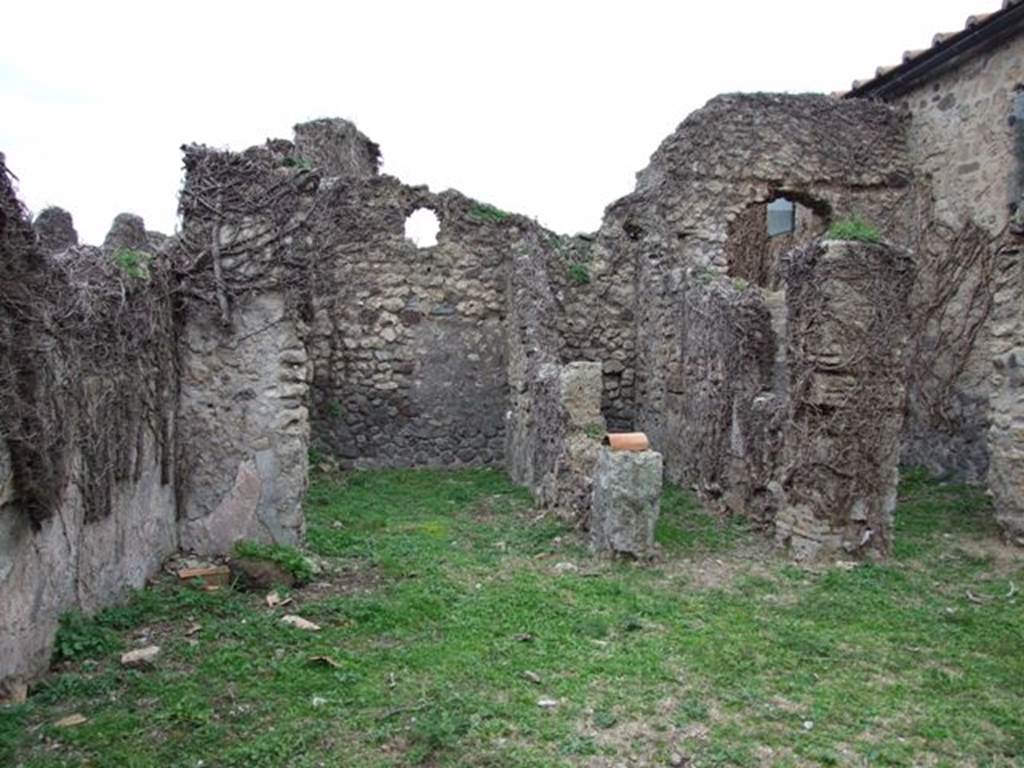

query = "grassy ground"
[2, 469, 1023, 767]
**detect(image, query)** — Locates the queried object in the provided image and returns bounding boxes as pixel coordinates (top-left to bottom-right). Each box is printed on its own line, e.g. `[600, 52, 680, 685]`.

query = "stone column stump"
[590, 447, 663, 558]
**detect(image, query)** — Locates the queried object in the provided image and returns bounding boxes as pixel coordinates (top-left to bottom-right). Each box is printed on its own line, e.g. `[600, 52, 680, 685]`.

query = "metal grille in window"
[766, 198, 796, 237]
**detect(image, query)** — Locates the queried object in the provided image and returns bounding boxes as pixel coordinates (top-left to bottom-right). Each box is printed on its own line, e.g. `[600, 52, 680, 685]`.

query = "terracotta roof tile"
[902, 48, 928, 63]
[847, 1, 1021, 96]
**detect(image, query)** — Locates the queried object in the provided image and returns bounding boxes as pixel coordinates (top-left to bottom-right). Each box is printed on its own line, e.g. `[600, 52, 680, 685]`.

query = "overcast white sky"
[1, 1, 999, 243]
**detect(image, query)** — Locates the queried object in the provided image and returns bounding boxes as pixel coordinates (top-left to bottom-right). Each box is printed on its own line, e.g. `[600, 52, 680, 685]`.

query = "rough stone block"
[33, 207, 78, 255]
[101, 212, 148, 254]
[560, 361, 604, 431]
[293, 118, 380, 178]
[590, 447, 663, 558]
[120, 645, 161, 669]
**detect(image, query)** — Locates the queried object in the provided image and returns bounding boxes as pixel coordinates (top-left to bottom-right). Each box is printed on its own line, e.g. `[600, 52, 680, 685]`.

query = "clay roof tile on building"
[847, 1, 1024, 98]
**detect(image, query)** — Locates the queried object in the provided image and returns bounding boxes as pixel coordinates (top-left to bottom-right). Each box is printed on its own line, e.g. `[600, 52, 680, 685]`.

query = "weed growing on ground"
[233, 540, 314, 584]
[52, 612, 120, 662]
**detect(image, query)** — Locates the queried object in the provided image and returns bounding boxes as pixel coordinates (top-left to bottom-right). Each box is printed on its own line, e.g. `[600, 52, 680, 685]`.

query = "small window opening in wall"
[766, 198, 796, 237]
[405, 208, 440, 248]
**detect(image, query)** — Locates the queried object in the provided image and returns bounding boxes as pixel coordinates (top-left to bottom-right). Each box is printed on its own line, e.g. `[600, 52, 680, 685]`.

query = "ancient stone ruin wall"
[539, 233, 639, 431]
[669, 279, 781, 526]
[1, 143, 326, 684]
[177, 292, 309, 553]
[7, 66, 1022, 686]
[0, 165, 178, 686]
[173, 141, 320, 553]
[176, 128, 557, 473]
[304, 182, 514, 469]
[989, 239, 1024, 545]
[892, 31, 1024, 483]
[601, 94, 912, 501]
[505, 231, 567, 492]
[507, 94, 919, 544]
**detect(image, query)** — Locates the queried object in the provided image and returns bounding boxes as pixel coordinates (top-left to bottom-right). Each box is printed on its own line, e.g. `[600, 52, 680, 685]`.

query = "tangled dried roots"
[0, 159, 176, 527]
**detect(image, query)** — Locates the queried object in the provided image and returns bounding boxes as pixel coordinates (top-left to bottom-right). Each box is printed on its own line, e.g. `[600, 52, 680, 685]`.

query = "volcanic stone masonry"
[4, 32, 1024, 686]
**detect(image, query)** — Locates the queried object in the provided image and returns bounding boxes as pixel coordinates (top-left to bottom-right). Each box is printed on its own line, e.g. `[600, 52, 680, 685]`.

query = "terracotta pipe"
[603, 432, 650, 452]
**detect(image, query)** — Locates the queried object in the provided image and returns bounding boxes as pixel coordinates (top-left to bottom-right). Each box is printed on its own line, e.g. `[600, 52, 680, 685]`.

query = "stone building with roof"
[846, 0, 1024, 542]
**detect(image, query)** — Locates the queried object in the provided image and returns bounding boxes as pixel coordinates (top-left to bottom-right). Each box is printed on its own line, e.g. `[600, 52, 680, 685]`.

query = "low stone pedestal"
[590, 447, 663, 558]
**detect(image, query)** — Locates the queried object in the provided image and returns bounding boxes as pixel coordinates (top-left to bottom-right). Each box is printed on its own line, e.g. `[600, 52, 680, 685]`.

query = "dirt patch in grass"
[292, 561, 384, 605]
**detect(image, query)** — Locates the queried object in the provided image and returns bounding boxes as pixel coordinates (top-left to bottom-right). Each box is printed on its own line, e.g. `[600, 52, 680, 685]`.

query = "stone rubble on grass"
[280, 615, 320, 631]
[54, 713, 88, 728]
[120, 645, 161, 669]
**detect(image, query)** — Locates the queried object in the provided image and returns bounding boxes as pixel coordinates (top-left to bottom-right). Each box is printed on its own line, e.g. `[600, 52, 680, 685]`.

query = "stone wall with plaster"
[0, 432, 176, 688]
[176, 292, 309, 553]
[1, 166, 179, 686]
[305, 182, 513, 469]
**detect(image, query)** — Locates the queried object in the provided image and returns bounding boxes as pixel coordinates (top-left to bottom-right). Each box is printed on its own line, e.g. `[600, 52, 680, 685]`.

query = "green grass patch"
[826, 216, 882, 243]
[468, 203, 510, 224]
[233, 540, 315, 585]
[5, 469, 1022, 767]
[567, 262, 590, 285]
[112, 248, 152, 281]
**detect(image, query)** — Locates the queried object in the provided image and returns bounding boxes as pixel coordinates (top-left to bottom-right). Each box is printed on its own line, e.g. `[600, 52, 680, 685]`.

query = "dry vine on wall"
[905, 221, 996, 435]
[782, 241, 915, 556]
[0, 159, 177, 527]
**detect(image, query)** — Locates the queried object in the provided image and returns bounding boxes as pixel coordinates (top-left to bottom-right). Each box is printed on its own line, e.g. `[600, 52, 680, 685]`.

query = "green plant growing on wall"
[112, 248, 152, 281]
[827, 216, 881, 243]
[469, 203, 509, 223]
[283, 156, 313, 170]
[584, 423, 604, 440]
[568, 263, 590, 285]
[326, 400, 342, 418]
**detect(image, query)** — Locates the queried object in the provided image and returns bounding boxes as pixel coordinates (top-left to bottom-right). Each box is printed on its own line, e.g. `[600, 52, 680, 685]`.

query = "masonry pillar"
[775, 239, 914, 560]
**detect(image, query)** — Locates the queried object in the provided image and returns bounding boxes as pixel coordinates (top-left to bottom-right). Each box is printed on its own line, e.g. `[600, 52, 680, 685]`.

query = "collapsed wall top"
[293, 118, 381, 178]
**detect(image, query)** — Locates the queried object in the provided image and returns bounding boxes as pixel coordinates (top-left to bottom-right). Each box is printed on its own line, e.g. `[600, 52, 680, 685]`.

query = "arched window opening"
[725, 195, 827, 289]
